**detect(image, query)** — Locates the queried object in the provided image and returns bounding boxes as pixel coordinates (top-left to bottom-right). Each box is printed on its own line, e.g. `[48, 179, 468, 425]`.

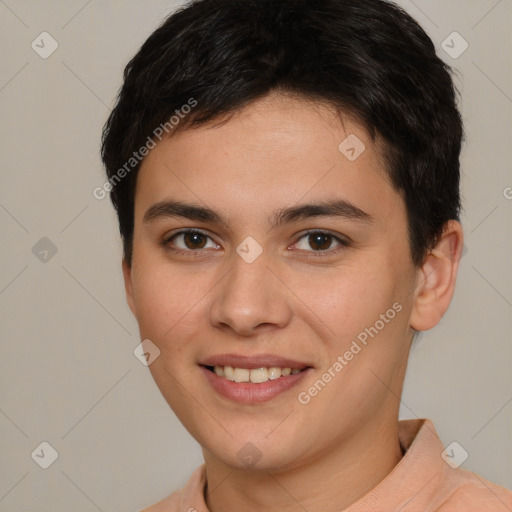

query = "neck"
[203, 415, 403, 512]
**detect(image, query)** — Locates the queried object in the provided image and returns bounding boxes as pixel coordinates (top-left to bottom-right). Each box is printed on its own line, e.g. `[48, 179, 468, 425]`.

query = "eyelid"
[162, 228, 220, 251]
[290, 229, 350, 254]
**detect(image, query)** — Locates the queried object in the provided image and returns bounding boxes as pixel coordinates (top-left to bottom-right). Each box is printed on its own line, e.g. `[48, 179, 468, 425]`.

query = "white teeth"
[223, 365, 234, 380]
[268, 367, 281, 380]
[249, 367, 269, 383]
[211, 365, 303, 383]
[233, 368, 250, 382]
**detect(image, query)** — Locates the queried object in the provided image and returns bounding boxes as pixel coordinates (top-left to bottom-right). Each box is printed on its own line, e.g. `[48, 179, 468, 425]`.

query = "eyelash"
[161, 228, 350, 257]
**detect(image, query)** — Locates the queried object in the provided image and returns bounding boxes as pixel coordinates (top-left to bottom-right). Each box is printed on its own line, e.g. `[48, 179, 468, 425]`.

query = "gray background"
[0, 0, 511, 510]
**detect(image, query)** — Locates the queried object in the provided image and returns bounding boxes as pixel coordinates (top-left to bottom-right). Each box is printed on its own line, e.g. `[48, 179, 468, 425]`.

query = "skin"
[123, 92, 464, 512]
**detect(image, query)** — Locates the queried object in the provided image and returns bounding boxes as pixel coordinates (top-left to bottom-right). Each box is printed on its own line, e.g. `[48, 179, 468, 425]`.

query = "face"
[124, 93, 420, 472]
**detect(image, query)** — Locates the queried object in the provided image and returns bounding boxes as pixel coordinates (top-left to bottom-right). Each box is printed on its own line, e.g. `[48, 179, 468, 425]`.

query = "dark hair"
[101, 0, 463, 266]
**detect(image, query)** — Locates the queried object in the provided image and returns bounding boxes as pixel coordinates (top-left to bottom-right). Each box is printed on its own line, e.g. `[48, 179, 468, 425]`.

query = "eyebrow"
[143, 198, 374, 229]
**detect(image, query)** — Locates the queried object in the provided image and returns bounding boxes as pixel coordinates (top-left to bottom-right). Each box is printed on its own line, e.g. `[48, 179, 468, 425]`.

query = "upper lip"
[199, 353, 312, 370]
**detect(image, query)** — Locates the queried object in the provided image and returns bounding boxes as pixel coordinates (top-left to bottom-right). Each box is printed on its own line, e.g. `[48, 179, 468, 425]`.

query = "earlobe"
[122, 258, 137, 317]
[410, 220, 464, 332]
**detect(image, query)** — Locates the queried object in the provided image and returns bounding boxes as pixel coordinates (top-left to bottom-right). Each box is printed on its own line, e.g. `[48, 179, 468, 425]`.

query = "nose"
[208, 249, 293, 337]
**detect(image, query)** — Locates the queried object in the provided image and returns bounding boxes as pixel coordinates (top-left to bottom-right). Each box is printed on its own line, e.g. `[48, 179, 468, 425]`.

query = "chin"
[201, 432, 312, 474]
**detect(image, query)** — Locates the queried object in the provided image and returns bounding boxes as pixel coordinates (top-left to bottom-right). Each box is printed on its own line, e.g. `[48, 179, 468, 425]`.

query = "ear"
[410, 220, 464, 331]
[122, 258, 137, 317]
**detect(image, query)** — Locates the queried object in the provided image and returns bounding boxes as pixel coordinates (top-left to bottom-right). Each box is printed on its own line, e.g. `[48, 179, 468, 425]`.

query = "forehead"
[135, 93, 402, 226]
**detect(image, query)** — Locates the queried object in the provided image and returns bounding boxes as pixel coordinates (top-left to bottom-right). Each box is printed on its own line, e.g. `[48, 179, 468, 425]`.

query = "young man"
[101, 0, 512, 510]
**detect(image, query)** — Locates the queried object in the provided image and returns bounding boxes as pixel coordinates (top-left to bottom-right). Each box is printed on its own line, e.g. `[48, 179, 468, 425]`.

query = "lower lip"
[200, 366, 312, 404]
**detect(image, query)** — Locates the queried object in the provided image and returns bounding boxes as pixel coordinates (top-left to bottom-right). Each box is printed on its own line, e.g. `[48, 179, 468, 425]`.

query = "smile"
[206, 365, 305, 383]
[200, 364, 312, 404]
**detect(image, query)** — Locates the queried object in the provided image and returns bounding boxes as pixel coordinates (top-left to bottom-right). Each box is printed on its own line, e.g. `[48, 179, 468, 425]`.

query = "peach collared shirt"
[142, 419, 512, 512]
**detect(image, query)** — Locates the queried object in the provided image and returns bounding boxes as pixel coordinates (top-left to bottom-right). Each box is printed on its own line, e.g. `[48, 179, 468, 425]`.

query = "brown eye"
[308, 232, 333, 251]
[294, 230, 347, 253]
[183, 232, 208, 249]
[166, 230, 219, 251]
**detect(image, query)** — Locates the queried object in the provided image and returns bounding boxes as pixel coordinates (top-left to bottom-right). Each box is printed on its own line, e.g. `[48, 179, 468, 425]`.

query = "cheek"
[130, 257, 209, 353]
[291, 260, 410, 388]
[287, 262, 396, 343]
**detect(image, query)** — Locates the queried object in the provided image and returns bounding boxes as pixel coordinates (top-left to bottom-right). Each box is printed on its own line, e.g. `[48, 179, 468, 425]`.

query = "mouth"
[198, 354, 313, 404]
[202, 364, 307, 383]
